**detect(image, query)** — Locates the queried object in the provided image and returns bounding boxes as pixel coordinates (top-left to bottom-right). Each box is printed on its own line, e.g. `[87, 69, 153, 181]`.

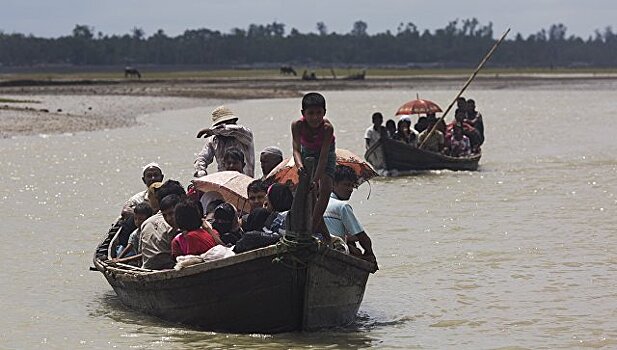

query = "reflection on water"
[1, 87, 617, 349]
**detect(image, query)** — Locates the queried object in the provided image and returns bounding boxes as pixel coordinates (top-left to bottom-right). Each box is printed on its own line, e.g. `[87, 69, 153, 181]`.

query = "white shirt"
[364, 126, 382, 150]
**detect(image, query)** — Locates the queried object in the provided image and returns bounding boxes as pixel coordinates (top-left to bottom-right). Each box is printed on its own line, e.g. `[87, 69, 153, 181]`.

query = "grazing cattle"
[124, 67, 141, 79]
[280, 66, 297, 76]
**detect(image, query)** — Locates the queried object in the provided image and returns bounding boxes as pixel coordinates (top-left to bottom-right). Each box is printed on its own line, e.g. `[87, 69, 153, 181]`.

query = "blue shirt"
[323, 193, 364, 238]
[268, 211, 288, 235]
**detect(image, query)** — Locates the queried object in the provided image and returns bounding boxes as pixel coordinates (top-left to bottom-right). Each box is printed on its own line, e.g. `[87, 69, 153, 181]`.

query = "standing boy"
[291, 92, 335, 241]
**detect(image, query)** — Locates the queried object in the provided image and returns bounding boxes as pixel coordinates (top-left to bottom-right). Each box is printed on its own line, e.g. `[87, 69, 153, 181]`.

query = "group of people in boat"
[365, 97, 485, 156]
[112, 92, 378, 271]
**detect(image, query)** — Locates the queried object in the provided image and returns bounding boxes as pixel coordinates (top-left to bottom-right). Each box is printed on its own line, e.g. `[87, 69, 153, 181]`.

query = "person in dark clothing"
[385, 119, 396, 138]
[414, 116, 429, 134]
[465, 99, 485, 142]
[212, 202, 243, 246]
[266, 183, 294, 213]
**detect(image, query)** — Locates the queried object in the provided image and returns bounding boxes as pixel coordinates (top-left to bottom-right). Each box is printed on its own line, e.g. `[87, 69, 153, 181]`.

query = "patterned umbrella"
[192, 171, 253, 213]
[395, 98, 442, 116]
[266, 148, 378, 187]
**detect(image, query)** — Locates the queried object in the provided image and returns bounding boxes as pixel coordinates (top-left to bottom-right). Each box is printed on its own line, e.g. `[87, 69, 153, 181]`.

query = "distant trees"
[0, 19, 616, 67]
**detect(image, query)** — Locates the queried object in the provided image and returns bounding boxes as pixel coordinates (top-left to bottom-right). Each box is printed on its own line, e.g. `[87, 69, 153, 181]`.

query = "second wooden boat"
[365, 138, 481, 172]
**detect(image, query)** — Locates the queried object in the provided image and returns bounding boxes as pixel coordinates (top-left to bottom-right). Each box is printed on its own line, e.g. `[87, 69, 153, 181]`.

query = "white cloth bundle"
[173, 245, 236, 270]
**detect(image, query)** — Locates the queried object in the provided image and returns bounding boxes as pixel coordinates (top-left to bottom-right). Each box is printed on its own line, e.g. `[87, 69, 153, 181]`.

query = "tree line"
[1, 19, 616, 68]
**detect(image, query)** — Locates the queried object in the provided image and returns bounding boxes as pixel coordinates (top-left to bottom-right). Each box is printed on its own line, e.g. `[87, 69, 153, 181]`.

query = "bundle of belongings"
[174, 245, 236, 270]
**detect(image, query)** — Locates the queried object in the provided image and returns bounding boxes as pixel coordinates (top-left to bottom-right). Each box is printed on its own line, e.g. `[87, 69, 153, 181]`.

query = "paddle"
[418, 28, 511, 150]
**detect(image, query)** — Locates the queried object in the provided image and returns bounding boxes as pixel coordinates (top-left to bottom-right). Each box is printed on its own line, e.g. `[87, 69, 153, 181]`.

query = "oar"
[418, 28, 510, 149]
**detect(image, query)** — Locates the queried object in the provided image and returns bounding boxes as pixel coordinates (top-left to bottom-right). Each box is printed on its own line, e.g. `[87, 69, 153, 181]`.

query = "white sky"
[1, 0, 614, 39]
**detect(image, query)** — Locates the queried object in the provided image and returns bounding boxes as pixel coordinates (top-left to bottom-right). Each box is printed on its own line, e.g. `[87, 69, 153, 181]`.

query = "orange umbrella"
[395, 98, 442, 116]
[266, 148, 378, 186]
[192, 171, 253, 213]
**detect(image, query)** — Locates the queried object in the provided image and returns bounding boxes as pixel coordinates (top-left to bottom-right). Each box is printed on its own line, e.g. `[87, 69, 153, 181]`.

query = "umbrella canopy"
[266, 148, 378, 187]
[192, 171, 253, 213]
[395, 98, 442, 116]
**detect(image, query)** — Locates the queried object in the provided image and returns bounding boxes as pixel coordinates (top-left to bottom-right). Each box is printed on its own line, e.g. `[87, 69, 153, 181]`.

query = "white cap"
[142, 162, 161, 174]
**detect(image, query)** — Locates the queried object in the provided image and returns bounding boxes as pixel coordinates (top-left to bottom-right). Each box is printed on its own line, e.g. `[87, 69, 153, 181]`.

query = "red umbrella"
[395, 98, 442, 116]
[266, 148, 378, 187]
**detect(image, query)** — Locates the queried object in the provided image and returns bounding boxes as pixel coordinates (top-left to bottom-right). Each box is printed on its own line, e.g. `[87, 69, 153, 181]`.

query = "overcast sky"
[2, 0, 615, 39]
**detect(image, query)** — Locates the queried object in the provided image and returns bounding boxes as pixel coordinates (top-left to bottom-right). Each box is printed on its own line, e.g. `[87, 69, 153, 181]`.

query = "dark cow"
[280, 66, 297, 76]
[124, 67, 141, 79]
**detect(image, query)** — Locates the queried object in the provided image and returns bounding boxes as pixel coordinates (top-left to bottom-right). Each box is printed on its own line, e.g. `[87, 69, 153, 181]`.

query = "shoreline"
[2, 74, 616, 138]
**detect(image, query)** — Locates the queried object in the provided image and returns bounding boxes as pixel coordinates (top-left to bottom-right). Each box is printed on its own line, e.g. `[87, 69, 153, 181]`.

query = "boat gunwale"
[94, 240, 376, 283]
[365, 138, 481, 170]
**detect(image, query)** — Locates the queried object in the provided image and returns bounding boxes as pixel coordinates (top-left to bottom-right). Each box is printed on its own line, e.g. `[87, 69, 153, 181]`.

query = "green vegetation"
[1, 19, 616, 68]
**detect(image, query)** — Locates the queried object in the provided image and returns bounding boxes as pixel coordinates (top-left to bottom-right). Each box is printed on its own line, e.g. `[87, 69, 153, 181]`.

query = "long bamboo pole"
[418, 28, 511, 149]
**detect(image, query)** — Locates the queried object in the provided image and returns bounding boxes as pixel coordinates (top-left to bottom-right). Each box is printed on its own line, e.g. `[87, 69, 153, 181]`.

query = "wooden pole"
[287, 157, 315, 237]
[418, 28, 510, 149]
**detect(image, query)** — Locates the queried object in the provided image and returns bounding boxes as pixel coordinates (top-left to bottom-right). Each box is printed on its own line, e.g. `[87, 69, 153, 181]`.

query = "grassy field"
[1, 67, 617, 82]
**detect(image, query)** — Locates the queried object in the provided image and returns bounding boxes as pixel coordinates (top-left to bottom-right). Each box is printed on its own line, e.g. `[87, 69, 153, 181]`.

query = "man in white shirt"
[324, 165, 377, 268]
[364, 112, 386, 150]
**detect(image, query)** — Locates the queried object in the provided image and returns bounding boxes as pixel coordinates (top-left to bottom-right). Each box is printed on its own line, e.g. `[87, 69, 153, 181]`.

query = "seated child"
[448, 124, 472, 157]
[116, 202, 153, 260]
[244, 207, 272, 232]
[212, 202, 243, 246]
[233, 207, 281, 254]
[171, 199, 219, 259]
[264, 183, 293, 234]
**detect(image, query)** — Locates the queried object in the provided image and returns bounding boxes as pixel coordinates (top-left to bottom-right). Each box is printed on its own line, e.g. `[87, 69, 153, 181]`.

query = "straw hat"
[211, 106, 238, 126]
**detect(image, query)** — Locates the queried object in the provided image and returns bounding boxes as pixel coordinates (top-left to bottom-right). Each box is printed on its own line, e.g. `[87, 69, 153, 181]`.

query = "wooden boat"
[365, 138, 481, 172]
[93, 159, 376, 333]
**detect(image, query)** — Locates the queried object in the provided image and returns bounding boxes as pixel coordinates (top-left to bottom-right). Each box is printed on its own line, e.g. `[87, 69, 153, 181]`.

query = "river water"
[1, 84, 617, 349]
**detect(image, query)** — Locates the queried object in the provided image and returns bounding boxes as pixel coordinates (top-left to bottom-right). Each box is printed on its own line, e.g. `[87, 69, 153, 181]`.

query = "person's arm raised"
[313, 121, 334, 184]
[194, 139, 215, 177]
[291, 120, 305, 173]
[211, 124, 254, 146]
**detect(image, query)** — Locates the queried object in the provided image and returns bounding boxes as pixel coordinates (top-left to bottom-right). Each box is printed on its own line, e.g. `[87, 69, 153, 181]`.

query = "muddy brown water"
[1, 85, 617, 349]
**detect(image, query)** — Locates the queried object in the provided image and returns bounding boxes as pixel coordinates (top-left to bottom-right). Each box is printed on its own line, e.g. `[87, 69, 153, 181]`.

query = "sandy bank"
[1, 74, 616, 138]
[0, 94, 219, 138]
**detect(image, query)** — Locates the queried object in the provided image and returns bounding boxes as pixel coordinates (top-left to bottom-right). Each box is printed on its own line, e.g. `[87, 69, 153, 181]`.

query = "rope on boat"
[272, 231, 319, 269]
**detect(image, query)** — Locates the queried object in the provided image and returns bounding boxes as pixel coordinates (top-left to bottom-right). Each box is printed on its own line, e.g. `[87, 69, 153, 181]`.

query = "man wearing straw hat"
[194, 106, 255, 177]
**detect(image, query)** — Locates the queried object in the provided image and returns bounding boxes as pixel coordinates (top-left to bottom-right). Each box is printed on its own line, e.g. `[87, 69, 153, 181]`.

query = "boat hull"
[94, 231, 374, 333]
[365, 138, 481, 172]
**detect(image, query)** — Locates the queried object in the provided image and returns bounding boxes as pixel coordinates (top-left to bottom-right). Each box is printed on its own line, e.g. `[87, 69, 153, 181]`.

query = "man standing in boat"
[194, 106, 255, 177]
[364, 112, 387, 150]
[465, 99, 485, 143]
[324, 165, 378, 268]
